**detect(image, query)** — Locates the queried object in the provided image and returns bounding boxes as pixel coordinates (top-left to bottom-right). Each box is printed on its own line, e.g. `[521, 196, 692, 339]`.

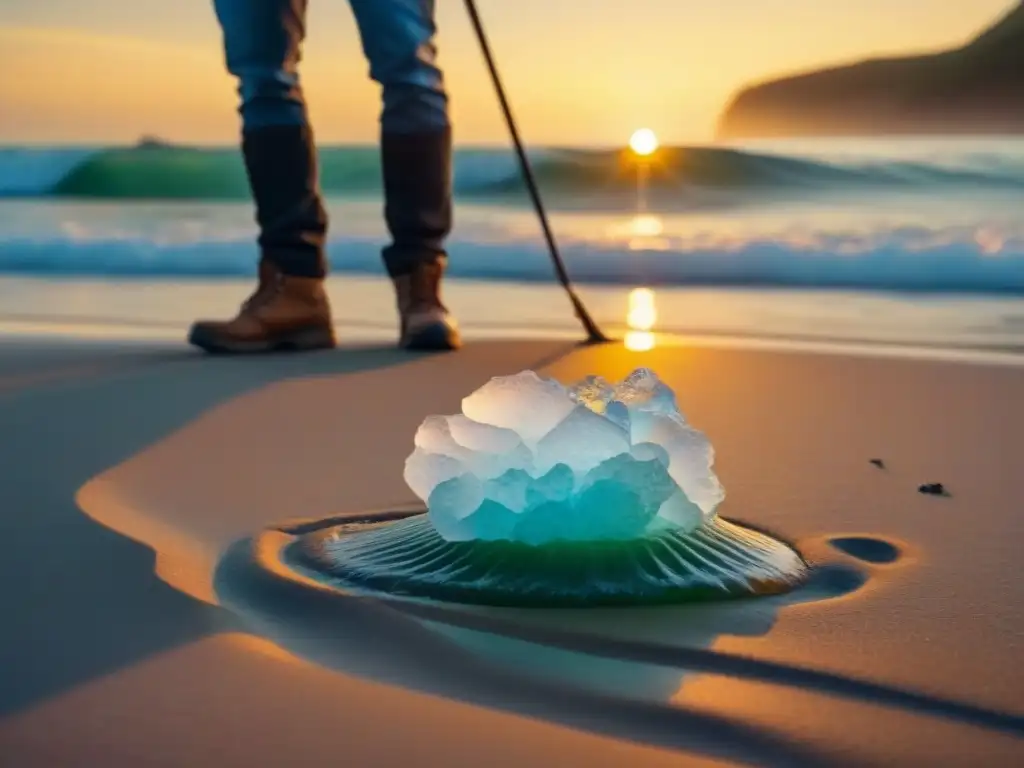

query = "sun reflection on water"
[605, 214, 672, 251]
[625, 287, 657, 351]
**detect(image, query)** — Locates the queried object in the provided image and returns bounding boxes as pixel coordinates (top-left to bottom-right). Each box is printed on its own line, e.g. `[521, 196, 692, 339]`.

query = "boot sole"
[188, 324, 337, 355]
[400, 322, 462, 352]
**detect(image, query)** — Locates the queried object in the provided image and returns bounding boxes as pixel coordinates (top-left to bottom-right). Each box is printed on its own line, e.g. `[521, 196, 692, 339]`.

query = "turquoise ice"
[404, 368, 725, 545]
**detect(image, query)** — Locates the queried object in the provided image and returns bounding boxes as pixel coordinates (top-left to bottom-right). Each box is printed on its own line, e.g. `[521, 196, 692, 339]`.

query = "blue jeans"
[213, 0, 449, 134]
[213, 0, 452, 278]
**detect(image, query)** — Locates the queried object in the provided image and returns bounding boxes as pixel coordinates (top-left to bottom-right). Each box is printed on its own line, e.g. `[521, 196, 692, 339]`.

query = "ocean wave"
[2, 229, 1024, 294]
[3, 143, 1024, 202]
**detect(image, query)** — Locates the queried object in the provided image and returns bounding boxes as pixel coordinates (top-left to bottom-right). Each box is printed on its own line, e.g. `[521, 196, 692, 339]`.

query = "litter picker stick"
[462, 0, 610, 344]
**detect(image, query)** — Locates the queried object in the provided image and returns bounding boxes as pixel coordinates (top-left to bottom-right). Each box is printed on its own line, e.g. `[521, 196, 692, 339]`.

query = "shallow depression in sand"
[283, 509, 816, 609]
[828, 536, 904, 564]
[209, 507, 875, 714]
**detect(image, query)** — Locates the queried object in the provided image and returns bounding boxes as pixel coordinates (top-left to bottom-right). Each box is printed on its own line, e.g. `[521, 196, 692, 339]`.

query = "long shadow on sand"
[214, 531, 853, 768]
[0, 342, 433, 717]
[211, 521, 1024, 767]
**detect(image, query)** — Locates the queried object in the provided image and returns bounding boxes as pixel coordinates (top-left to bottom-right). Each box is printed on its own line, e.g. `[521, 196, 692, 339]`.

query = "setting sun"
[629, 128, 659, 157]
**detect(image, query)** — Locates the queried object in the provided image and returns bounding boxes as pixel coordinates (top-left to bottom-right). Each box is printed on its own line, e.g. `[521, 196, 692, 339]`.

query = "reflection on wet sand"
[626, 287, 657, 351]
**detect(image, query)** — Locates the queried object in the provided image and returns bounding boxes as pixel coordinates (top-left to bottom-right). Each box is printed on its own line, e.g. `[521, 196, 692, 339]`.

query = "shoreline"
[4, 318, 1024, 370]
[2, 275, 1024, 365]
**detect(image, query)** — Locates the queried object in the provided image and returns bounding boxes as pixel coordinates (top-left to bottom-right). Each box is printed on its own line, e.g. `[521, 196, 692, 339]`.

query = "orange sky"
[0, 0, 1016, 146]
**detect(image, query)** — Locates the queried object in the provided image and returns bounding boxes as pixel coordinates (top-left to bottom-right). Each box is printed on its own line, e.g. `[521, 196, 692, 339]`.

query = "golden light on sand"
[629, 128, 659, 157]
[625, 287, 657, 351]
[625, 332, 656, 351]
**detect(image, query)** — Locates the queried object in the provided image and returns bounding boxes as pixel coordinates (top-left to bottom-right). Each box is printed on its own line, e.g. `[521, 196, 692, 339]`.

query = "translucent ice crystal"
[404, 368, 725, 544]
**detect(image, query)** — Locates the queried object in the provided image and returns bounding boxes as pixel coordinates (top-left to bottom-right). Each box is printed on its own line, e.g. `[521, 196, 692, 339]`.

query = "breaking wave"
[4, 143, 1024, 202]
[2, 226, 1024, 294]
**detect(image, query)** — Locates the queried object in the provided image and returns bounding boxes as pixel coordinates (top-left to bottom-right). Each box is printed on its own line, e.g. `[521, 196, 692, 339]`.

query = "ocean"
[2, 136, 1024, 350]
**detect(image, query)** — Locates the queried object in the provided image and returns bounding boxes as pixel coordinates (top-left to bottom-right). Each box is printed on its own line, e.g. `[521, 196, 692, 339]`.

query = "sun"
[629, 128, 659, 157]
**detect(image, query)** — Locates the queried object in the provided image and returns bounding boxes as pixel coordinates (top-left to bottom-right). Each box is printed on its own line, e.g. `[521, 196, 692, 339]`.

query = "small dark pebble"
[869, 458, 885, 469]
[918, 483, 948, 496]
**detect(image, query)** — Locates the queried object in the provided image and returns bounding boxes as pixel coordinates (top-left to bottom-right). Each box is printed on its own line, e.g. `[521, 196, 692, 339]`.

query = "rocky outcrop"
[716, 2, 1024, 139]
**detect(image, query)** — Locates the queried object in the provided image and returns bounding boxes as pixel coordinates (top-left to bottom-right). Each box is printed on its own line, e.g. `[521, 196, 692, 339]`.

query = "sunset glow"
[0, 1, 1014, 144]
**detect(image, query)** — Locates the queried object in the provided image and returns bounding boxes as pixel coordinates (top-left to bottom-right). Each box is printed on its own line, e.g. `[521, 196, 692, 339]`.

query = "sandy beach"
[5, 0, 1024, 763]
[0, 320, 1019, 767]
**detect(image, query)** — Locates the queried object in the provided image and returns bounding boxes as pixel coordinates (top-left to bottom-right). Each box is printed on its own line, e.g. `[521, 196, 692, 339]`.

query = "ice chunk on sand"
[567, 375, 616, 413]
[404, 449, 464, 501]
[406, 367, 724, 543]
[631, 413, 724, 517]
[446, 414, 523, 454]
[427, 474, 485, 541]
[614, 367, 683, 421]
[414, 413, 532, 480]
[462, 371, 575, 445]
[533, 405, 631, 476]
[525, 463, 575, 507]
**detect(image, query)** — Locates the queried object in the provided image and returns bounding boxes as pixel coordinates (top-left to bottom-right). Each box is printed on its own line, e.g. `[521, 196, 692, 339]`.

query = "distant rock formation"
[135, 135, 175, 150]
[716, 2, 1024, 139]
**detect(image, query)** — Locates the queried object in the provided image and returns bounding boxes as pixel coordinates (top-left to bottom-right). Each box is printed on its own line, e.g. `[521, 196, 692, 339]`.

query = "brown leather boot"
[393, 260, 461, 351]
[240, 257, 281, 313]
[188, 274, 336, 354]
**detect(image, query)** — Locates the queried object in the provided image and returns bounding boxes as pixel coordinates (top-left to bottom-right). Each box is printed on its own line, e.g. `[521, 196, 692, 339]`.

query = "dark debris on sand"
[918, 482, 950, 497]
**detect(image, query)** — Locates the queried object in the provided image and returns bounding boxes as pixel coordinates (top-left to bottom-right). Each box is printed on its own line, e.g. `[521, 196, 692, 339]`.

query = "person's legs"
[349, 0, 461, 350]
[189, 0, 334, 354]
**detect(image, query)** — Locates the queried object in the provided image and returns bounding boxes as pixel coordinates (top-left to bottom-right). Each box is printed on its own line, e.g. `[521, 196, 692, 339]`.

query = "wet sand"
[0, 333, 1022, 766]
